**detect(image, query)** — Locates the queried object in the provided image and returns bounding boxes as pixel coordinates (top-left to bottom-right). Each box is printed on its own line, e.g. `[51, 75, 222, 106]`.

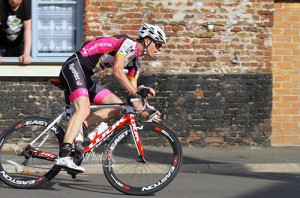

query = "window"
[31, 0, 83, 62]
[0, 0, 83, 76]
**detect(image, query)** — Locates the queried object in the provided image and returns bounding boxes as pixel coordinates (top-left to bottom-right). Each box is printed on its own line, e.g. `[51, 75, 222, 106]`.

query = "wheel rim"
[0, 118, 62, 186]
[104, 125, 181, 194]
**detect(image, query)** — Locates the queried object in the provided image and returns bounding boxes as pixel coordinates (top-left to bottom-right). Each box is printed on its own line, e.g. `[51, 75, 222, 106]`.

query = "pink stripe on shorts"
[69, 88, 89, 102]
[93, 89, 112, 104]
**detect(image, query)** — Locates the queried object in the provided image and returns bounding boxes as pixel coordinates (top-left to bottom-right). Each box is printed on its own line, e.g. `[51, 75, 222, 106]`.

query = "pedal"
[58, 165, 85, 174]
[67, 170, 77, 179]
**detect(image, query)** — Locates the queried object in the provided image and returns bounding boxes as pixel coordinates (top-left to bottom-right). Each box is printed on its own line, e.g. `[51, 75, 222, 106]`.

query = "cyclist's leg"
[56, 54, 90, 172]
[84, 84, 123, 128]
[59, 54, 91, 144]
[64, 96, 90, 143]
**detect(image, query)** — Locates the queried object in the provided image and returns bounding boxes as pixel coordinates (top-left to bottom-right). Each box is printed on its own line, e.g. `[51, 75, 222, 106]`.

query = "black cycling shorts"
[59, 53, 112, 104]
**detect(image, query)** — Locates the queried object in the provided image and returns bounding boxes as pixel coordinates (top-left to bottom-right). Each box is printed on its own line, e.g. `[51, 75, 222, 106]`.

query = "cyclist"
[54, 24, 166, 172]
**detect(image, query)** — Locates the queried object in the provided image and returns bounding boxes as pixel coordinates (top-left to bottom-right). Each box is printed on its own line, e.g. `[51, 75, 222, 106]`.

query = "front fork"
[128, 114, 146, 163]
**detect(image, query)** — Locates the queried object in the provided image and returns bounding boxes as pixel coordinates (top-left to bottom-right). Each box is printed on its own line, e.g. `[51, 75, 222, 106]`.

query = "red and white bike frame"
[82, 113, 144, 158]
[26, 103, 146, 163]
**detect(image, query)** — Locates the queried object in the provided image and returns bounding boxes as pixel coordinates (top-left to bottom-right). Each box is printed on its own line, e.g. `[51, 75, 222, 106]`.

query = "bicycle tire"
[0, 117, 64, 188]
[103, 122, 183, 195]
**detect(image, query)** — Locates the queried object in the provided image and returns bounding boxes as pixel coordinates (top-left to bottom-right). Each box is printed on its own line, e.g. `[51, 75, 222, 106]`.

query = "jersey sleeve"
[127, 58, 141, 81]
[24, 0, 31, 21]
[116, 38, 135, 60]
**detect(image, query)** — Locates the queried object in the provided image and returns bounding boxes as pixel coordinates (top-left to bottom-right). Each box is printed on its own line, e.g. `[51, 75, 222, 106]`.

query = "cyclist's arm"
[129, 78, 137, 89]
[113, 55, 137, 95]
[130, 78, 158, 121]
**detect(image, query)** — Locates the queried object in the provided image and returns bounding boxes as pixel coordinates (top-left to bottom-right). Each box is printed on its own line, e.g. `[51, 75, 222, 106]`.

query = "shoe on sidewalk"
[55, 157, 85, 173]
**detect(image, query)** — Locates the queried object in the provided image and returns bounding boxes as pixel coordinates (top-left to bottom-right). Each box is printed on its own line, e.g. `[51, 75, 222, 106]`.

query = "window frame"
[31, 1, 84, 62]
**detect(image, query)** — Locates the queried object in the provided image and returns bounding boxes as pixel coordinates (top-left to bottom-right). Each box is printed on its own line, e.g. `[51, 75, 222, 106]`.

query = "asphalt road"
[1, 172, 300, 198]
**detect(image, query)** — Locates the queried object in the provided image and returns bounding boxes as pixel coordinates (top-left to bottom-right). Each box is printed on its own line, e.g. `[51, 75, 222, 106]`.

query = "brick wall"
[0, 74, 272, 147]
[272, 1, 300, 146]
[83, 0, 274, 146]
[84, 0, 273, 74]
[0, 0, 278, 146]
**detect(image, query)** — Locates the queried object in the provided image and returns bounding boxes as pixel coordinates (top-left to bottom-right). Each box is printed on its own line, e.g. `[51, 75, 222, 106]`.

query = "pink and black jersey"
[59, 34, 142, 103]
[77, 34, 141, 80]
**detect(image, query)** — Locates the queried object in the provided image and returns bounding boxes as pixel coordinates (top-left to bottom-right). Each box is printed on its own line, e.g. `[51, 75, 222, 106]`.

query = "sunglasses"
[154, 42, 162, 49]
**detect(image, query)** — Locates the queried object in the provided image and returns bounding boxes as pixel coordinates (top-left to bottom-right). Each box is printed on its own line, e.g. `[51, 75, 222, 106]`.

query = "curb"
[180, 163, 300, 174]
[78, 163, 300, 175]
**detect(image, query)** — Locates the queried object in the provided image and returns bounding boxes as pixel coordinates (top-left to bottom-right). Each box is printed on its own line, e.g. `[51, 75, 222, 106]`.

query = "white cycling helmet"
[137, 23, 166, 44]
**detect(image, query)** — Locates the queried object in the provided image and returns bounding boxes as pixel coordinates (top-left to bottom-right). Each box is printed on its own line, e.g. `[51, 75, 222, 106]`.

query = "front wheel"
[0, 117, 64, 188]
[103, 122, 183, 195]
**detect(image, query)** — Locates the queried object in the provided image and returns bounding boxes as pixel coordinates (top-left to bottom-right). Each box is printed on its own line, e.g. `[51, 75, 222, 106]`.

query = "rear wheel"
[103, 122, 182, 195]
[0, 117, 64, 188]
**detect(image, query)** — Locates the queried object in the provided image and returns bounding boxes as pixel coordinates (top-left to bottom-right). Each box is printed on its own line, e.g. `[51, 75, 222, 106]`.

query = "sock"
[59, 143, 73, 158]
[82, 122, 88, 131]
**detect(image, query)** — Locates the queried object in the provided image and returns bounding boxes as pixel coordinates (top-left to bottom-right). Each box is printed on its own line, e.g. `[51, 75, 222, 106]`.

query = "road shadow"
[48, 177, 121, 195]
[211, 172, 300, 198]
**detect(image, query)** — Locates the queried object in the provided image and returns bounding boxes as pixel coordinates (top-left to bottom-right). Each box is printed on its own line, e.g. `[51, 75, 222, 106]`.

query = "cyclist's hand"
[143, 111, 163, 123]
[136, 85, 155, 99]
[151, 111, 162, 123]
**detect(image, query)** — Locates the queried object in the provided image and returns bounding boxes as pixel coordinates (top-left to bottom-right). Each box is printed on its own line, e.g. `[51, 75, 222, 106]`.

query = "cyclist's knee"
[73, 97, 91, 117]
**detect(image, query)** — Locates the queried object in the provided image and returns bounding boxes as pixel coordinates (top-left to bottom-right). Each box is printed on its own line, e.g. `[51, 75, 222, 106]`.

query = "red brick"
[284, 29, 299, 35]
[274, 22, 292, 28]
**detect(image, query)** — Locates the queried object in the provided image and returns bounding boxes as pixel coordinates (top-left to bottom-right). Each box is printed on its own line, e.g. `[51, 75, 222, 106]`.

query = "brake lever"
[140, 81, 159, 90]
[146, 101, 168, 122]
[145, 100, 156, 111]
[147, 81, 159, 89]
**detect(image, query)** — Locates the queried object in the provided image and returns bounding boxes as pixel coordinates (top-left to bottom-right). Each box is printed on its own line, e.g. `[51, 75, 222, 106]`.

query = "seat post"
[64, 92, 71, 106]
